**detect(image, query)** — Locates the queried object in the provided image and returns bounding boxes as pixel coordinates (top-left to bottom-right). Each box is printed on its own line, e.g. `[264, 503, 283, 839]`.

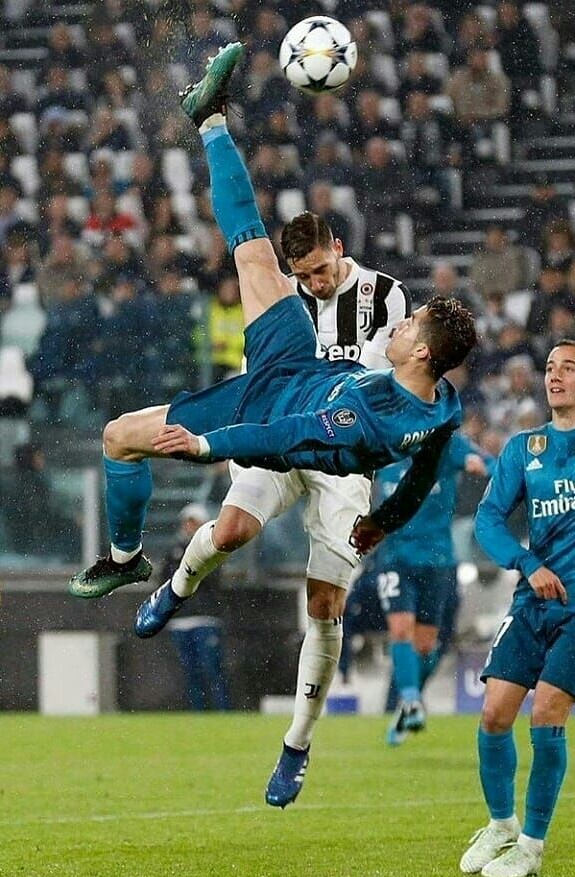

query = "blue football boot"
[265, 743, 310, 808]
[134, 579, 187, 638]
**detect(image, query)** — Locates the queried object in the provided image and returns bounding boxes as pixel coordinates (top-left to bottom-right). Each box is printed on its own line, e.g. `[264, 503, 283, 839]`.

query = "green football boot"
[179, 41, 245, 126]
[69, 551, 153, 599]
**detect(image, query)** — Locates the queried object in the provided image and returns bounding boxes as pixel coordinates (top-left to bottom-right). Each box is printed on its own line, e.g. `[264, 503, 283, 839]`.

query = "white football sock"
[518, 833, 544, 853]
[198, 113, 227, 135]
[284, 615, 343, 751]
[111, 543, 142, 564]
[170, 521, 229, 598]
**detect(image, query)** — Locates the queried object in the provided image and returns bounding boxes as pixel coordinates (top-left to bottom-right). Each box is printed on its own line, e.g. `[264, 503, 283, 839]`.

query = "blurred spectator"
[43, 22, 86, 72]
[526, 266, 574, 336]
[431, 260, 484, 316]
[479, 320, 537, 377]
[141, 67, 181, 155]
[84, 105, 132, 154]
[98, 275, 159, 411]
[401, 90, 460, 206]
[208, 274, 244, 383]
[99, 69, 140, 114]
[85, 18, 134, 96]
[397, 51, 443, 110]
[0, 113, 23, 161]
[36, 232, 89, 306]
[521, 178, 571, 250]
[83, 190, 139, 244]
[1, 443, 81, 560]
[195, 226, 235, 294]
[350, 89, 395, 153]
[147, 234, 199, 289]
[471, 225, 530, 300]
[37, 193, 82, 258]
[36, 147, 83, 203]
[487, 354, 546, 434]
[496, 1, 541, 85]
[355, 137, 414, 239]
[154, 266, 202, 393]
[250, 144, 301, 192]
[29, 276, 101, 407]
[0, 224, 37, 303]
[302, 132, 351, 188]
[37, 106, 83, 153]
[307, 181, 351, 249]
[300, 94, 349, 161]
[0, 65, 27, 116]
[446, 47, 510, 160]
[254, 187, 282, 244]
[451, 11, 494, 67]
[241, 49, 291, 125]
[35, 65, 89, 118]
[251, 6, 285, 53]
[159, 502, 212, 584]
[147, 191, 187, 238]
[100, 233, 149, 290]
[397, 3, 449, 56]
[541, 220, 575, 271]
[180, 6, 223, 82]
[0, 181, 26, 246]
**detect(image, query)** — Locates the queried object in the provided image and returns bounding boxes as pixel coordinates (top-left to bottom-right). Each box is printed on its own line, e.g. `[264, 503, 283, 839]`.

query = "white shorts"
[224, 463, 371, 589]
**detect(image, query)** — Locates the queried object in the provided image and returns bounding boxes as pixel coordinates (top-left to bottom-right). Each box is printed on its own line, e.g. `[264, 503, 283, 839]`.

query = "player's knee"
[212, 512, 258, 551]
[481, 703, 511, 734]
[307, 585, 344, 620]
[103, 417, 125, 459]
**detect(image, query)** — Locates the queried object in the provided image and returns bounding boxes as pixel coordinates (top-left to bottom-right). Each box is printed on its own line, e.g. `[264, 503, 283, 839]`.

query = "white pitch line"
[2, 792, 575, 828]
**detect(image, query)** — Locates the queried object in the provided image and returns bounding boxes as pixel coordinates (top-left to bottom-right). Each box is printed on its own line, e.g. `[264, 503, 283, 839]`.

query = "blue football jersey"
[202, 367, 462, 477]
[375, 433, 495, 567]
[475, 423, 575, 609]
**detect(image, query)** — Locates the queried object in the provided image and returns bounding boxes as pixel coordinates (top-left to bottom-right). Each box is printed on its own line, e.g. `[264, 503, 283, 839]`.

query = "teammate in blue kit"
[343, 433, 495, 745]
[459, 339, 575, 877]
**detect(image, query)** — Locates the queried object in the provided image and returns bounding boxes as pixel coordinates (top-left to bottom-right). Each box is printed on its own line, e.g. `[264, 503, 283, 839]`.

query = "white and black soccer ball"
[279, 16, 358, 96]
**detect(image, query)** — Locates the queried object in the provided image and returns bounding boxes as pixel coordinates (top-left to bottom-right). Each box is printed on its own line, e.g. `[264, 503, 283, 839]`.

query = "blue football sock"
[201, 125, 267, 252]
[104, 455, 153, 552]
[419, 647, 440, 690]
[390, 641, 420, 703]
[524, 725, 567, 840]
[478, 727, 517, 820]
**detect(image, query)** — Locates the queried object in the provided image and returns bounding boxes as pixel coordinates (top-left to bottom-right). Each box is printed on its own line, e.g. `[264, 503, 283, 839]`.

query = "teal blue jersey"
[202, 367, 462, 478]
[475, 423, 575, 610]
[375, 433, 495, 567]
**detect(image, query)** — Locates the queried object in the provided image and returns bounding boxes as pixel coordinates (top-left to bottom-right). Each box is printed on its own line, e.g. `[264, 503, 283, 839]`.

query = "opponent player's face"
[289, 239, 344, 300]
[545, 344, 575, 413]
[386, 306, 427, 364]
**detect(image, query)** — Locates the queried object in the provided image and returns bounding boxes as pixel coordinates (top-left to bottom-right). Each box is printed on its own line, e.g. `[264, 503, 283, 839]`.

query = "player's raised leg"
[180, 42, 294, 324]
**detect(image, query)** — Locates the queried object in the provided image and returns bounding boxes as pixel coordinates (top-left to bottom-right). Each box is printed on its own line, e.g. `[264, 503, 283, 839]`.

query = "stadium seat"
[171, 192, 197, 226]
[0, 345, 34, 405]
[276, 189, 306, 222]
[67, 196, 89, 223]
[162, 149, 193, 194]
[9, 112, 37, 154]
[63, 152, 89, 185]
[11, 155, 39, 197]
[0, 283, 46, 357]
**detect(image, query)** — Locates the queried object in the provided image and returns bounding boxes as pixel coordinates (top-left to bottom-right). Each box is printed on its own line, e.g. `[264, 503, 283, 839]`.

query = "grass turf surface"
[1, 713, 574, 876]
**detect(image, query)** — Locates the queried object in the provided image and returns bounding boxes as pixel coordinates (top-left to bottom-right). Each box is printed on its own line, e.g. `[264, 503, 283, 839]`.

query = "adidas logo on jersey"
[526, 458, 543, 471]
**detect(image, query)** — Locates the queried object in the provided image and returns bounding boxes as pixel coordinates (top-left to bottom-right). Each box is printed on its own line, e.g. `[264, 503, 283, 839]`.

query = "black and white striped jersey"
[291, 258, 412, 370]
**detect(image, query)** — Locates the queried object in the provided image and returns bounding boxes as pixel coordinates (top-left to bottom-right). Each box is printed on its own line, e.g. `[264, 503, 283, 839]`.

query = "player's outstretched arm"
[350, 425, 455, 556]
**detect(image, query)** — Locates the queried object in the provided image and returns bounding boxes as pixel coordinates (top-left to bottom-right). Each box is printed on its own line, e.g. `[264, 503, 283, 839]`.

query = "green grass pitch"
[1, 713, 574, 876]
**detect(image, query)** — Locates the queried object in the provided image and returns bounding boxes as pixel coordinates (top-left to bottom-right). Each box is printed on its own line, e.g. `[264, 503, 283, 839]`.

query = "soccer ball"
[279, 16, 358, 96]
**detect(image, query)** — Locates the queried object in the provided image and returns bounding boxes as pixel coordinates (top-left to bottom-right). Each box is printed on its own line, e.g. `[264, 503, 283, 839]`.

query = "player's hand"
[151, 424, 201, 458]
[464, 454, 488, 477]
[349, 515, 385, 556]
[528, 566, 568, 604]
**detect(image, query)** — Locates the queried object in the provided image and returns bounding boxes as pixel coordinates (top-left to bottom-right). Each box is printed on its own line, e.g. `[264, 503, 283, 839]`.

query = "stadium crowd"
[0, 0, 574, 494]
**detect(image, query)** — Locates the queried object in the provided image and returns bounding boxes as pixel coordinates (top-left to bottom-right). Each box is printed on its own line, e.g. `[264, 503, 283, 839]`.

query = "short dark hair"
[420, 296, 478, 379]
[280, 212, 334, 262]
